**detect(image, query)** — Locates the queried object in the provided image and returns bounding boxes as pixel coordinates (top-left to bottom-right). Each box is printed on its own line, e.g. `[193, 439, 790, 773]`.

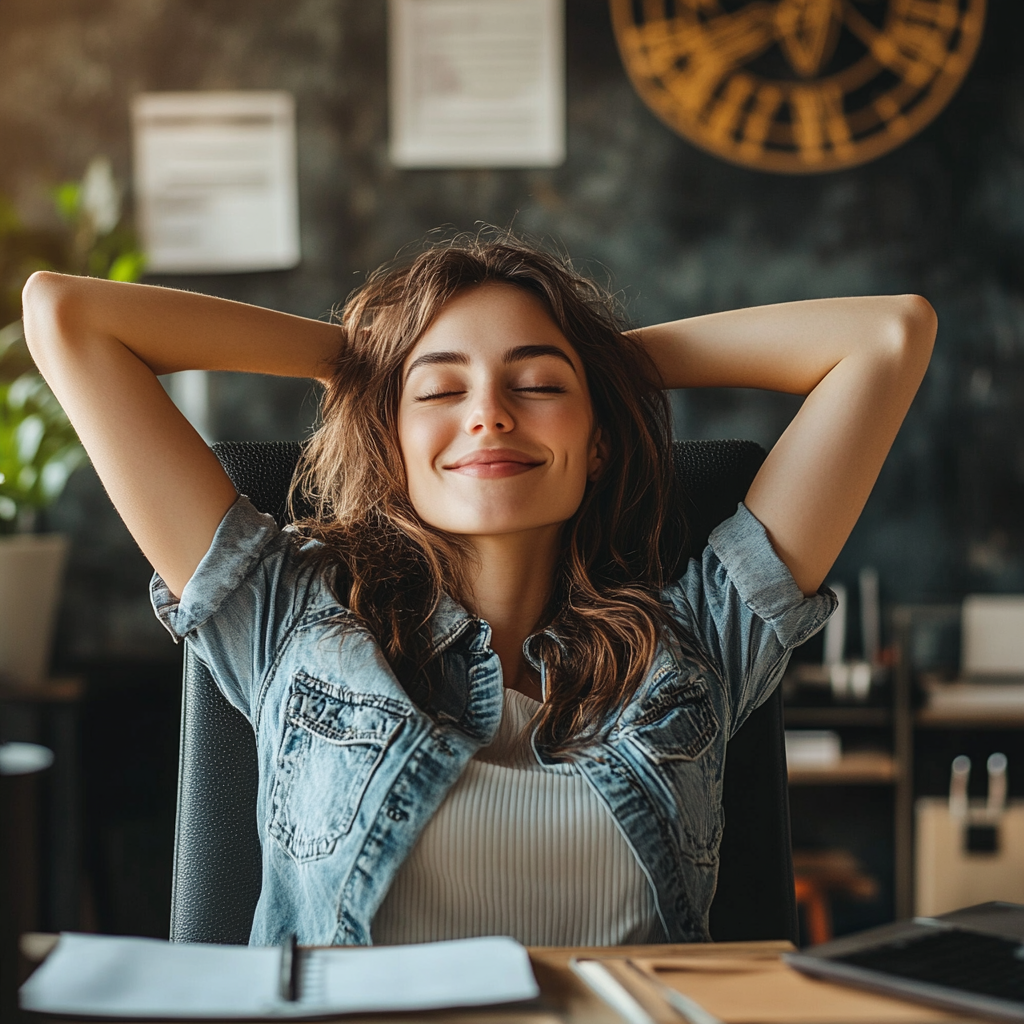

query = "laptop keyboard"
[835, 928, 1024, 1003]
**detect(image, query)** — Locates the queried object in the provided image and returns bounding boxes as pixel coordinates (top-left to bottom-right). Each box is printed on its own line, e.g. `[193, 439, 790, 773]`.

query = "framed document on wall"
[132, 91, 301, 273]
[389, 0, 565, 168]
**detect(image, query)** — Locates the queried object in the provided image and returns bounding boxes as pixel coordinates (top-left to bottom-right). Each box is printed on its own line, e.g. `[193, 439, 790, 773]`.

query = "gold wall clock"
[610, 0, 986, 173]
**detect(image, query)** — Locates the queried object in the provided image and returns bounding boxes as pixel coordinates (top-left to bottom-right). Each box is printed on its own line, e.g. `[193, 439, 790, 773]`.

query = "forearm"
[21, 272, 344, 596]
[633, 295, 933, 394]
[23, 272, 341, 382]
[635, 293, 936, 595]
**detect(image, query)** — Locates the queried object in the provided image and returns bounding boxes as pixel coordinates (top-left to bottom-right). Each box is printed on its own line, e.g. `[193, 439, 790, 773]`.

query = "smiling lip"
[444, 448, 543, 479]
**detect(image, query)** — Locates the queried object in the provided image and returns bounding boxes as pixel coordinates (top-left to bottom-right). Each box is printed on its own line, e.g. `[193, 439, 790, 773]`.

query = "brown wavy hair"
[292, 230, 690, 754]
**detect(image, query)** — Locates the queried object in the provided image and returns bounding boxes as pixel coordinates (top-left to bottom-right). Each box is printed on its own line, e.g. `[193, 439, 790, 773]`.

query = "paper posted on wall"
[389, 0, 565, 168]
[132, 91, 300, 274]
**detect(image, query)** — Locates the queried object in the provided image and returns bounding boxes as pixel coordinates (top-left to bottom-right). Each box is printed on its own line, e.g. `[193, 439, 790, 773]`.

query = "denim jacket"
[152, 496, 834, 947]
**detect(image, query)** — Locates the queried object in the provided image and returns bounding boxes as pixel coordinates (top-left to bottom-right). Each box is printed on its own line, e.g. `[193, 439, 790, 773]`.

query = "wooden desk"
[23, 937, 988, 1023]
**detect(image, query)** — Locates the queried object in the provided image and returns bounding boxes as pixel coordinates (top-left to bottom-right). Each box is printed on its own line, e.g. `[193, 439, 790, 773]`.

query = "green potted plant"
[0, 158, 144, 686]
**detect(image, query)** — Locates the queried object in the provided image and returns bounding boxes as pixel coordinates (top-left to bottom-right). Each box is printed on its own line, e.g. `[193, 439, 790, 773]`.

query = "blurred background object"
[916, 752, 1024, 915]
[131, 92, 299, 275]
[793, 848, 880, 946]
[1, 741, 54, 1022]
[1, 156, 144, 689]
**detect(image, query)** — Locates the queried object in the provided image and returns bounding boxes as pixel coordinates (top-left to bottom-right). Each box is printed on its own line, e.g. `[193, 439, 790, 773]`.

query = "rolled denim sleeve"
[150, 494, 309, 721]
[666, 502, 836, 736]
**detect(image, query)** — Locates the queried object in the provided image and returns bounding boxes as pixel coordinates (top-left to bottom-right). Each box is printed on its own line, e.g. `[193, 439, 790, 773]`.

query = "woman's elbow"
[895, 294, 937, 354]
[22, 271, 80, 360]
[22, 269, 64, 315]
[880, 294, 936, 375]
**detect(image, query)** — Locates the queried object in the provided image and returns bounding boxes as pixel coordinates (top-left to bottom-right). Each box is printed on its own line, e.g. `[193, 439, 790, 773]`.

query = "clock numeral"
[704, 72, 756, 144]
[626, 19, 730, 118]
[737, 82, 784, 159]
[641, 0, 666, 21]
[873, 92, 913, 140]
[621, 19, 686, 81]
[888, 0, 956, 78]
[891, 0, 961, 33]
[664, 53, 730, 118]
[844, 0, 954, 88]
[628, 9, 774, 120]
[790, 82, 854, 164]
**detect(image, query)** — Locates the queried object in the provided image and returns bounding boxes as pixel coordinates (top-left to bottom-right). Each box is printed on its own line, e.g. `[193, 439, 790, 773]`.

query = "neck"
[462, 526, 561, 702]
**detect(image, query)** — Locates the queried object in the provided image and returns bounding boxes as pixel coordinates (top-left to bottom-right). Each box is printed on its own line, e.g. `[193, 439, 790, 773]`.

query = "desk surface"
[26, 938, 989, 1024]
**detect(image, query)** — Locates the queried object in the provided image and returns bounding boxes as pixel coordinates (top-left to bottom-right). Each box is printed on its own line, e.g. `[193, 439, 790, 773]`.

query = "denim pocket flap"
[623, 674, 719, 763]
[269, 675, 410, 862]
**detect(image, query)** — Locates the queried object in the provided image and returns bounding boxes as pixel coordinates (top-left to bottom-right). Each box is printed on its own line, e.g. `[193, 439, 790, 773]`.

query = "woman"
[22, 233, 936, 947]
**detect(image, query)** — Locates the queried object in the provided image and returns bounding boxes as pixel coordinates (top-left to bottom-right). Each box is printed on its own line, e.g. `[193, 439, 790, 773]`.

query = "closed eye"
[414, 384, 566, 401]
[414, 389, 466, 402]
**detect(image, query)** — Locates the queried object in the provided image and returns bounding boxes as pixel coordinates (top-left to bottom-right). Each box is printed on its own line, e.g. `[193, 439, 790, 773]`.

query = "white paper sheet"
[20, 935, 281, 1018]
[20, 933, 540, 1018]
[389, 0, 565, 167]
[132, 91, 300, 273]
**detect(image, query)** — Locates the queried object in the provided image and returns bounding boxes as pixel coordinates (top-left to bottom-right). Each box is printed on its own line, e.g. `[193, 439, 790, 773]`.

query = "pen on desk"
[625, 960, 723, 1024]
[279, 932, 300, 1002]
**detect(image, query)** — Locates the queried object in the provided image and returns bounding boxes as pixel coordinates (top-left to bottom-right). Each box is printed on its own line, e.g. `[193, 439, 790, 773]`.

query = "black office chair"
[170, 439, 798, 946]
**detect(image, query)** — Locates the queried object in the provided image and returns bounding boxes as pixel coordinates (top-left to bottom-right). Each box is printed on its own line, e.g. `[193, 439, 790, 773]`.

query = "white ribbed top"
[371, 688, 662, 946]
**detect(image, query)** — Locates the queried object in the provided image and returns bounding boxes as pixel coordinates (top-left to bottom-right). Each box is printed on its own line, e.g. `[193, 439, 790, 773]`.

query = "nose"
[464, 383, 514, 435]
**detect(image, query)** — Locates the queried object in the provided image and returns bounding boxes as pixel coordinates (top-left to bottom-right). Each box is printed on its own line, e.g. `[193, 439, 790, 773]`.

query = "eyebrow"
[404, 344, 577, 381]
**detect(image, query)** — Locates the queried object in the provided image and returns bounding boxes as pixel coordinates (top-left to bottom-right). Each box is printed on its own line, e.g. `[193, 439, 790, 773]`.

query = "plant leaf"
[108, 251, 147, 282]
[53, 182, 81, 223]
[15, 414, 45, 463]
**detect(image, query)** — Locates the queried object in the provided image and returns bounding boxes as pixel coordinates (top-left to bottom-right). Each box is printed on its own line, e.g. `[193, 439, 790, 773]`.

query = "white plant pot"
[0, 533, 69, 686]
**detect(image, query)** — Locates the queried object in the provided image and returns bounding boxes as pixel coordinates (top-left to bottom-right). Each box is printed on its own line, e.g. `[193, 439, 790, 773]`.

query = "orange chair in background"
[793, 849, 879, 946]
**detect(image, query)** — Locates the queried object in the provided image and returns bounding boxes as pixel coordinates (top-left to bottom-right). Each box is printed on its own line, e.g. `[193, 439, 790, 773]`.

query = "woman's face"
[397, 282, 604, 539]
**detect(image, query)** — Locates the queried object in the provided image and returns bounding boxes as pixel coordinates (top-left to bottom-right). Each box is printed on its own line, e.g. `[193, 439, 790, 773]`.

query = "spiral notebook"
[20, 933, 539, 1018]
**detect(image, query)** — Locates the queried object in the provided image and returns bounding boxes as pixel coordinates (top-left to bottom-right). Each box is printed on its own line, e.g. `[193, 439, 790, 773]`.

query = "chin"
[436, 519, 558, 538]
[412, 492, 583, 538]
[421, 509, 570, 538]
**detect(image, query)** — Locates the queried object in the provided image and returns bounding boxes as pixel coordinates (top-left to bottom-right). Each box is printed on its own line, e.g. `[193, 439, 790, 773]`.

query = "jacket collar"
[426, 592, 566, 676]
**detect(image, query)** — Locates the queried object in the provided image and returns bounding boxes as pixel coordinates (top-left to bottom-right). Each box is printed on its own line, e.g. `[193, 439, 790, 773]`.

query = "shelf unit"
[786, 603, 1024, 923]
[917, 707, 1024, 728]
[783, 634, 915, 918]
[787, 750, 897, 786]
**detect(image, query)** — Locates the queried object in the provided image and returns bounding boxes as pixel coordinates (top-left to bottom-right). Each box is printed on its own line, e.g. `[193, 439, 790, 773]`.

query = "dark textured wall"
[3, 0, 1024, 666]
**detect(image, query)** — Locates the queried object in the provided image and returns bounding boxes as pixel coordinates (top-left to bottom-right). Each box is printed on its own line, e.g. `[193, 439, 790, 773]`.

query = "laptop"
[786, 902, 1024, 1021]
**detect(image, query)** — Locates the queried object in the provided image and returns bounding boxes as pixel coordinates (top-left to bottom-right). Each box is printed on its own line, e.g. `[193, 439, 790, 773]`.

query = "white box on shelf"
[916, 798, 1024, 916]
[962, 594, 1024, 678]
[784, 730, 842, 768]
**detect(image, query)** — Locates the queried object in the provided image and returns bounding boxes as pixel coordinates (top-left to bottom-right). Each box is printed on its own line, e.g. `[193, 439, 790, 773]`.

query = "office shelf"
[784, 706, 892, 727]
[788, 751, 897, 785]
[784, 639, 913, 917]
[917, 707, 1024, 728]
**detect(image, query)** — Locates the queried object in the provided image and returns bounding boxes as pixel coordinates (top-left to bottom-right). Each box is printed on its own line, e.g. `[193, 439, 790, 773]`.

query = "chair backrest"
[170, 439, 797, 945]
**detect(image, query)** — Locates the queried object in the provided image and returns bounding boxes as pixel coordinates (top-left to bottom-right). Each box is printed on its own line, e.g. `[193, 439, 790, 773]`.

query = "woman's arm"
[22, 272, 342, 597]
[632, 295, 937, 595]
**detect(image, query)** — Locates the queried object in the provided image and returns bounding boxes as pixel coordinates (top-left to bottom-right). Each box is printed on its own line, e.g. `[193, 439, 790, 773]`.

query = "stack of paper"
[21, 933, 539, 1018]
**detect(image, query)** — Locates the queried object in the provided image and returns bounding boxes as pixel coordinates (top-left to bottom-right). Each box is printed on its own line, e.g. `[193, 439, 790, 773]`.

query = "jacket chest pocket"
[621, 671, 720, 764]
[269, 674, 409, 862]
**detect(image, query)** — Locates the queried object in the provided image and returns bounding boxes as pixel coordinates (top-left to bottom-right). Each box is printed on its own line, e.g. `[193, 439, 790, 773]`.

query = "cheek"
[397, 412, 444, 492]
[547, 404, 596, 464]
